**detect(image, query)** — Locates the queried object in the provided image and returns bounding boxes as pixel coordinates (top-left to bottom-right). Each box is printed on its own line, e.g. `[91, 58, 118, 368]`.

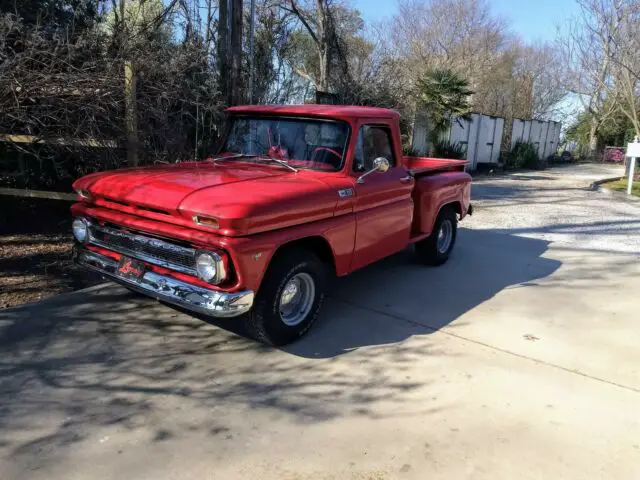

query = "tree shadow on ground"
[0, 227, 560, 473]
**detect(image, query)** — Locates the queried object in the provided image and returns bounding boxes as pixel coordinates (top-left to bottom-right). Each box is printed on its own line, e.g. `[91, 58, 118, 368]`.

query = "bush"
[504, 142, 544, 169]
[432, 140, 466, 160]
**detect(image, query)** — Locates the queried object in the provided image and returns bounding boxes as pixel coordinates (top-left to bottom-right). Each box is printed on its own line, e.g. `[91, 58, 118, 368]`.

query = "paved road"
[1, 164, 639, 480]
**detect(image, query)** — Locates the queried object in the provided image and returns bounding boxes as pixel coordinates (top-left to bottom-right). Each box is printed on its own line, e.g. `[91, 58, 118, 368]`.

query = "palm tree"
[416, 69, 474, 154]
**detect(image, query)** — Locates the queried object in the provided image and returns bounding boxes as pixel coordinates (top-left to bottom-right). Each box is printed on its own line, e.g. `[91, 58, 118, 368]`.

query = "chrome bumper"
[75, 249, 254, 318]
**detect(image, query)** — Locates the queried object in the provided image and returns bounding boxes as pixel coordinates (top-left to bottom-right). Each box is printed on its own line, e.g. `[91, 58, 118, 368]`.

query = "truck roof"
[226, 104, 400, 121]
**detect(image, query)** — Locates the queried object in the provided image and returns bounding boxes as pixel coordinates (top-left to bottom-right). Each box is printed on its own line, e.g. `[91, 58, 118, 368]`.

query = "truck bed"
[404, 156, 468, 176]
[406, 157, 472, 237]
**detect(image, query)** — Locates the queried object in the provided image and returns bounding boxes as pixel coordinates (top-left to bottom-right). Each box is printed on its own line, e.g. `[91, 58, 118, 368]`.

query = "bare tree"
[279, 0, 337, 92]
[560, 0, 628, 157]
[607, 1, 640, 138]
[384, 0, 565, 121]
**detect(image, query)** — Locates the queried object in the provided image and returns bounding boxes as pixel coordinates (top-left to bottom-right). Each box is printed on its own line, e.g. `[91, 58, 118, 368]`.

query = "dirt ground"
[0, 197, 100, 309]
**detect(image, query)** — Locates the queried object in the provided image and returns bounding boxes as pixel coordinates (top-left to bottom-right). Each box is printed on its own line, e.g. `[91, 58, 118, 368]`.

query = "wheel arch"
[268, 235, 337, 276]
[429, 200, 461, 233]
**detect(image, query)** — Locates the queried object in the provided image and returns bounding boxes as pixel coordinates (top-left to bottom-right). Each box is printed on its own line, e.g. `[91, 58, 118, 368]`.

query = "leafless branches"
[0, 2, 224, 188]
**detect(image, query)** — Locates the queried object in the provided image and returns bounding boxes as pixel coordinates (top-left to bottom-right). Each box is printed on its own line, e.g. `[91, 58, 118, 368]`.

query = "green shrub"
[506, 142, 544, 169]
[432, 140, 467, 160]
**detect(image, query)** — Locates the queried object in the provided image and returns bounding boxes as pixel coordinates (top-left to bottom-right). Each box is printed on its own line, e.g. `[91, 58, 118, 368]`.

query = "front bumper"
[75, 248, 254, 318]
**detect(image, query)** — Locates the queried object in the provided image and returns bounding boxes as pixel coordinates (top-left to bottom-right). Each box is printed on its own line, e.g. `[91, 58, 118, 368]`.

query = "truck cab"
[71, 105, 472, 345]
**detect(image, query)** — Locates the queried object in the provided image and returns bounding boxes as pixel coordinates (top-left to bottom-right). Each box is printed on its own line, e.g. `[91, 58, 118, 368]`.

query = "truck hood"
[74, 161, 341, 236]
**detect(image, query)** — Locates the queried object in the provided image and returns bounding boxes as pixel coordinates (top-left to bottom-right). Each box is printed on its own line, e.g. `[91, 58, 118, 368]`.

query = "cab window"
[353, 125, 396, 172]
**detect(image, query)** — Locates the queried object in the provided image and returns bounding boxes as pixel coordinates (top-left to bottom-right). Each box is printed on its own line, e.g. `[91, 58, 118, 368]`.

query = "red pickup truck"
[71, 105, 472, 345]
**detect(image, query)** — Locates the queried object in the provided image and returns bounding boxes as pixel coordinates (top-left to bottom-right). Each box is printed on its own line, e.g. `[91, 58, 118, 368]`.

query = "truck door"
[351, 124, 414, 271]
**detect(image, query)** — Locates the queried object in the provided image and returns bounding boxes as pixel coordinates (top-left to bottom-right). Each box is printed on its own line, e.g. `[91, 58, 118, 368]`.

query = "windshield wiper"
[211, 152, 297, 172]
[255, 156, 298, 172]
[211, 153, 257, 165]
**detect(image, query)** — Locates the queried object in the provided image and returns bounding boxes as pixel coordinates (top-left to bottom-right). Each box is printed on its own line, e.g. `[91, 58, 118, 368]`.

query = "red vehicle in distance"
[71, 105, 472, 345]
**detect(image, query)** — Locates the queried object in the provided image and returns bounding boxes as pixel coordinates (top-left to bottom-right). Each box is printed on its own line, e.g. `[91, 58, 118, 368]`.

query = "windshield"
[220, 116, 350, 171]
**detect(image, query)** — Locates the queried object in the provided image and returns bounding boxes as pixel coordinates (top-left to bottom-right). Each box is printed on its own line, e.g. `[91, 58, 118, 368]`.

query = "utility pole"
[218, 0, 243, 106]
[217, 0, 231, 105]
[248, 0, 256, 104]
[230, 0, 243, 105]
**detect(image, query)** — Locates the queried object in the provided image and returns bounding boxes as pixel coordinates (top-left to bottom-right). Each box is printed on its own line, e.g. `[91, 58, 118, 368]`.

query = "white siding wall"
[412, 113, 561, 169]
[511, 119, 562, 159]
[413, 113, 504, 169]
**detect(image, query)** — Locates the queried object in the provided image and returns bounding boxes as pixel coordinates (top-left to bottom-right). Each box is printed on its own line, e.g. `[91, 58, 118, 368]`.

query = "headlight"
[72, 218, 89, 243]
[195, 252, 226, 284]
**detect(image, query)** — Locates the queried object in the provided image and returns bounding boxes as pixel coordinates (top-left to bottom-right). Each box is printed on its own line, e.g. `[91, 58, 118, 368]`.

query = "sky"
[352, 0, 581, 44]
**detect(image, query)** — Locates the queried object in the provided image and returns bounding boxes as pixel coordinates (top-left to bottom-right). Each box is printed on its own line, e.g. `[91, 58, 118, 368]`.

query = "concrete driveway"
[1, 164, 639, 480]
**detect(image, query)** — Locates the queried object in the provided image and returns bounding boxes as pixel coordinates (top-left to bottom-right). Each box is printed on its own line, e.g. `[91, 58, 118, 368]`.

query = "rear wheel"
[415, 207, 457, 266]
[245, 249, 327, 346]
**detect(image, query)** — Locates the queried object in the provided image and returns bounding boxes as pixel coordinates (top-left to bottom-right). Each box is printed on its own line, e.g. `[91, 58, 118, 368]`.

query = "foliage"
[432, 140, 466, 160]
[386, 0, 565, 120]
[504, 141, 542, 169]
[0, 4, 223, 189]
[416, 68, 473, 152]
[0, 0, 102, 31]
[8, 0, 638, 189]
[566, 104, 636, 151]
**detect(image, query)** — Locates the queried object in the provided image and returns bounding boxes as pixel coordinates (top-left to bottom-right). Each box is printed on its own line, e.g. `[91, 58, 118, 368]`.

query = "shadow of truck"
[287, 227, 561, 358]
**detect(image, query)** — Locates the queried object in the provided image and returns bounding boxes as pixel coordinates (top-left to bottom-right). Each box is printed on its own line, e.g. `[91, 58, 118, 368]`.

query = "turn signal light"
[193, 215, 219, 229]
[76, 189, 92, 201]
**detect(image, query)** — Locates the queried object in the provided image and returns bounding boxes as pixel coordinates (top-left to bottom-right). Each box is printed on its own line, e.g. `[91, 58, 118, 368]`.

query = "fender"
[230, 211, 356, 293]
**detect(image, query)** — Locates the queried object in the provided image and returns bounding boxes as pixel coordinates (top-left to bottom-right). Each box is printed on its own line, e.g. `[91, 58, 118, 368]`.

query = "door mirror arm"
[356, 157, 390, 184]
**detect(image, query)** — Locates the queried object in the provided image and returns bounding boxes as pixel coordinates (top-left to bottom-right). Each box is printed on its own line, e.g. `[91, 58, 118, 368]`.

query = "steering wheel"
[310, 147, 342, 164]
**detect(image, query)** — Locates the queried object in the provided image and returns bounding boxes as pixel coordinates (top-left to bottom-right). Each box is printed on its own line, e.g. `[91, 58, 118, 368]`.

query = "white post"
[627, 137, 640, 196]
[628, 156, 636, 195]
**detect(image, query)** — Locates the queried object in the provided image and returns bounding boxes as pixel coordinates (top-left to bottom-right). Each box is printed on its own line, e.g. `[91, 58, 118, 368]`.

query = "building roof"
[226, 104, 399, 121]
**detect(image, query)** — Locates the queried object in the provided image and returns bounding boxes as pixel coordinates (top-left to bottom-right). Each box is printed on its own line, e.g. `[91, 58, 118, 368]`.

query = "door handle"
[400, 175, 413, 183]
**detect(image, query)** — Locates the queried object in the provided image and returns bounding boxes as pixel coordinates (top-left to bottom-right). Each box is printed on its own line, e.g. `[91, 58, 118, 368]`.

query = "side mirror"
[373, 157, 390, 173]
[357, 157, 391, 183]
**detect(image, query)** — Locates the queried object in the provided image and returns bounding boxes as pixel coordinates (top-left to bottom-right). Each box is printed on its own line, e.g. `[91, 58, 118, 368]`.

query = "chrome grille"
[88, 223, 197, 275]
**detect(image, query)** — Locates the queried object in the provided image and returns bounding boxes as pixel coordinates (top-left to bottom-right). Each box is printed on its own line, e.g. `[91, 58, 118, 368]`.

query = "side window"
[353, 125, 396, 172]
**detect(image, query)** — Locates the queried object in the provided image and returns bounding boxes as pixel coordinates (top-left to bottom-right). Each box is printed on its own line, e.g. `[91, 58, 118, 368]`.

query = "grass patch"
[602, 178, 640, 197]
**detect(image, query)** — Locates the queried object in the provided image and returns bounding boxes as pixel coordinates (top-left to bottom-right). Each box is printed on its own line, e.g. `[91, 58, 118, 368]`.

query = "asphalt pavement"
[1, 163, 639, 480]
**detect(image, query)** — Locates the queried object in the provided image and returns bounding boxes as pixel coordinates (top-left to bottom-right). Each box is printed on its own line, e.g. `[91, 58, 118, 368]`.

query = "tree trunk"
[230, 0, 243, 105]
[588, 116, 599, 160]
[316, 0, 330, 92]
[318, 48, 329, 92]
[217, 0, 230, 104]
[124, 60, 138, 167]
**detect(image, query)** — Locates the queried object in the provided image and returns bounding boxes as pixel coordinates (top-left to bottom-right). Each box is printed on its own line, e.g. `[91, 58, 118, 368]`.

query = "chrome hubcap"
[279, 273, 315, 326]
[436, 220, 453, 254]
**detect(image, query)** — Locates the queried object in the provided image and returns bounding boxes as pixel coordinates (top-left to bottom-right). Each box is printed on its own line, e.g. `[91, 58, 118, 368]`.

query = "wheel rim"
[279, 272, 316, 326]
[436, 219, 453, 254]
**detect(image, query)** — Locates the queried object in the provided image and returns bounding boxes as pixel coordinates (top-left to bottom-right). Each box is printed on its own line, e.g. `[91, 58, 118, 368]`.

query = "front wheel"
[245, 249, 327, 346]
[415, 207, 457, 266]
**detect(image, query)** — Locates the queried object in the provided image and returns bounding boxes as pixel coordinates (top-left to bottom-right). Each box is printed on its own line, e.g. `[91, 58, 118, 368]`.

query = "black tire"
[245, 249, 327, 346]
[415, 207, 457, 266]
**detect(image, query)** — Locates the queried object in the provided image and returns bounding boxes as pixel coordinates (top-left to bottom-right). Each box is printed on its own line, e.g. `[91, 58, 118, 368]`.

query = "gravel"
[465, 164, 640, 255]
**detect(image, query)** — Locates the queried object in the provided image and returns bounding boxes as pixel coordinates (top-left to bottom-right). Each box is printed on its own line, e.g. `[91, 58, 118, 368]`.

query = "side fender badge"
[338, 188, 354, 198]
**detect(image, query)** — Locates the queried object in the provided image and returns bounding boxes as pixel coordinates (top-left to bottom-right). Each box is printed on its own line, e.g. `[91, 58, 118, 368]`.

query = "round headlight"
[196, 253, 218, 282]
[72, 218, 89, 243]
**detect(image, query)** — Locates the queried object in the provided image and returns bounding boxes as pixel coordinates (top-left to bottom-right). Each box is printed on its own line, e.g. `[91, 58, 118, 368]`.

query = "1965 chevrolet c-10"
[71, 105, 472, 345]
